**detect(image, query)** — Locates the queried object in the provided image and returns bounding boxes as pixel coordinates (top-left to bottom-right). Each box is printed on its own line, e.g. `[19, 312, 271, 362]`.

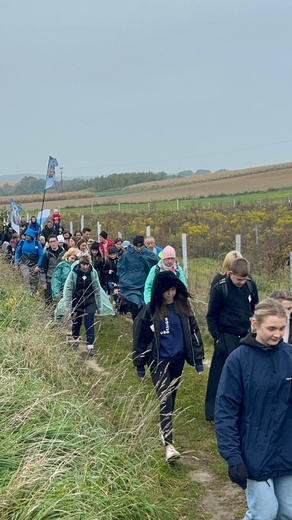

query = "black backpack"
[219, 277, 255, 306]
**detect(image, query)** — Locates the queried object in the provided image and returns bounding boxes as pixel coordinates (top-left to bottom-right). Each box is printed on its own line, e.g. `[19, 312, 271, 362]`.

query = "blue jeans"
[243, 476, 292, 520]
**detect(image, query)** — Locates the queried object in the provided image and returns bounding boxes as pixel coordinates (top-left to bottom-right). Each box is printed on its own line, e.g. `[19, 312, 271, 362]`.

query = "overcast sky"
[1, 0, 292, 179]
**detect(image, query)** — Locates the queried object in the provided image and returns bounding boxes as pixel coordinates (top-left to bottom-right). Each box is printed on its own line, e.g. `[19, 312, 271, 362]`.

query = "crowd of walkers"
[1, 213, 292, 519]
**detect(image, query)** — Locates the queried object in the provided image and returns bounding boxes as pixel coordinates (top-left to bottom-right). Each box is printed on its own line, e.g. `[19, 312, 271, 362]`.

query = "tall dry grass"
[0, 262, 179, 519]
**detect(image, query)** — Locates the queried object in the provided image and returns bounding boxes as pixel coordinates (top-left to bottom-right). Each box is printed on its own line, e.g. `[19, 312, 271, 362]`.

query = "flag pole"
[38, 189, 46, 229]
[38, 156, 58, 229]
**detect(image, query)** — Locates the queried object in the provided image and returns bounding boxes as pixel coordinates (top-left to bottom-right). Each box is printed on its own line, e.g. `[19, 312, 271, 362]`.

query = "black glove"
[228, 463, 248, 490]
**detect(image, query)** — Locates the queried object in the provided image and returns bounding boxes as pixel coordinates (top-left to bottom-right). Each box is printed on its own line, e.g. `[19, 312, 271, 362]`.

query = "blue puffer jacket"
[215, 333, 292, 481]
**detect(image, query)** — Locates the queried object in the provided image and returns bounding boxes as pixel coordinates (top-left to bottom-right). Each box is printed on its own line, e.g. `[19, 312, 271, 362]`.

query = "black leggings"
[151, 358, 185, 445]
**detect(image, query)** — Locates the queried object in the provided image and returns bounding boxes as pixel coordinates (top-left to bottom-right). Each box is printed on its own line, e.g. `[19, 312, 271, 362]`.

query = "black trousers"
[131, 302, 143, 321]
[151, 358, 185, 445]
[205, 333, 242, 421]
[44, 280, 53, 306]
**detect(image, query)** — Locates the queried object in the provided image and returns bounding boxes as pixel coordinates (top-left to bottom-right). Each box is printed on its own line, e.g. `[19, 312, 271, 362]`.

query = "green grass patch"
[59, 187, 292, 215]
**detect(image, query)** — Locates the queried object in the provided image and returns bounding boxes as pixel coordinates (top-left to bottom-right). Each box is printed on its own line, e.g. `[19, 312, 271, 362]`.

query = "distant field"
[1, 162, 292, 212]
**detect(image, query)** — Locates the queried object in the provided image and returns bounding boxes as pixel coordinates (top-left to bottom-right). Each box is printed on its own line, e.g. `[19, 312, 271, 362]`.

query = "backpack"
[219, 277, 255, 306]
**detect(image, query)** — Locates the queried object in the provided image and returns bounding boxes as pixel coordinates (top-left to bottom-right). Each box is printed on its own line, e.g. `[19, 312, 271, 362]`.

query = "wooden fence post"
[182, 233, 188, 283]
[236, 234, 241, 253]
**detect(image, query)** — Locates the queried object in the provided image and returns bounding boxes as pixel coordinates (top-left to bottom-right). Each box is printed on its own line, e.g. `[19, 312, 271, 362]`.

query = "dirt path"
[79, 342, 110, 373]
[188, 462, 246, 519]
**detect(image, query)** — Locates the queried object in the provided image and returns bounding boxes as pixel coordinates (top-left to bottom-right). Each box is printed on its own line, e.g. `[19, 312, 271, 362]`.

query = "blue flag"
[10, 199, 22, 233]
[45, 156, 58, 190]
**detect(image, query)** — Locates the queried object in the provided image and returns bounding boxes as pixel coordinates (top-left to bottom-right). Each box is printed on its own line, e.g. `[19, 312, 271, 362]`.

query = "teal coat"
[51, 260, 71, 300]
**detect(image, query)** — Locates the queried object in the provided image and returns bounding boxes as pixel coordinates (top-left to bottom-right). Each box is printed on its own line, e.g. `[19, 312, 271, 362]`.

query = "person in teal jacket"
[144, 245, 186, 304]
[51, 247, 79, 301]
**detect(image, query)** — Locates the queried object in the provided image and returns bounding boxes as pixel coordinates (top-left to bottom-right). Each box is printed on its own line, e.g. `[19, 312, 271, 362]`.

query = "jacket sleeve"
[103, 260, 110, 275]
[117, 254, 126, 285]
[215, 352, 245, 467]
[14, 240, 23, 265]
[40, 252, 49, 283]
[178, 266, 187, 287]
[143, 266, 156, 304]
[251, 279, 259, 312]
[189, 315, 204, 361]
[132, 306, 153, 367]
[206, 284, 223, 341]
[51, 264, 62, 300]
[63, 272, 75, 311]
[37, 242, 44, 266]
[92, 270, 102, 310]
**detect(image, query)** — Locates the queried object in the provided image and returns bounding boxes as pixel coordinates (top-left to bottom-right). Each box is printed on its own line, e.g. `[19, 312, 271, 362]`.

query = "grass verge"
[1, 257, 289, 518]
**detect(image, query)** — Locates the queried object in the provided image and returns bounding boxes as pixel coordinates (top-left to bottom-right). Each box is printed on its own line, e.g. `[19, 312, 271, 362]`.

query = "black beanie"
[90, 242, 100, 251]
[108, 246, 117, 254]
[133, 235, 144, 246]
[99, 231, 108, 239]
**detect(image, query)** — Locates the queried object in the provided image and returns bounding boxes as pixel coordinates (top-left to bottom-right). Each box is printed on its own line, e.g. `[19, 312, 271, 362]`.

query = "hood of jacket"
[25, 228, 36, 239]
[239, 332, 284, 352]
[73, 263, 93, 275]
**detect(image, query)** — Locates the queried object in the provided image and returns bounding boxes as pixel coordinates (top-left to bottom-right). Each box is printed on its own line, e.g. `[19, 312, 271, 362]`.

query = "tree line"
[0, 171, 170, 196]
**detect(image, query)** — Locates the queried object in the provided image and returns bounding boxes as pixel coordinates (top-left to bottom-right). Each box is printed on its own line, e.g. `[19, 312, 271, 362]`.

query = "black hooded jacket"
[133, 303, 204, 371]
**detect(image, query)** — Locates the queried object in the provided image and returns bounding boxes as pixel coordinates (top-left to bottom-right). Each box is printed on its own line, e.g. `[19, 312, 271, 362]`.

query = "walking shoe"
[72, 338, 80, 350]
[165, 444, 181, 463]
[87, 345, 95, 357]
[159, 428, 166, 446]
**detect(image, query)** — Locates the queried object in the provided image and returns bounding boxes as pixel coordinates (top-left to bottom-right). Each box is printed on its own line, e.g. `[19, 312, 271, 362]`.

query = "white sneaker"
[87, 345, 95, 357]
[165, 444, 181, 463]
[72, 338, 80, 350]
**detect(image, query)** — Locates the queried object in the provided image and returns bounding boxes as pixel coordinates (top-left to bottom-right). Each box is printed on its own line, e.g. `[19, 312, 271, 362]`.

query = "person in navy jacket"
[215, 297, 292, 520]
